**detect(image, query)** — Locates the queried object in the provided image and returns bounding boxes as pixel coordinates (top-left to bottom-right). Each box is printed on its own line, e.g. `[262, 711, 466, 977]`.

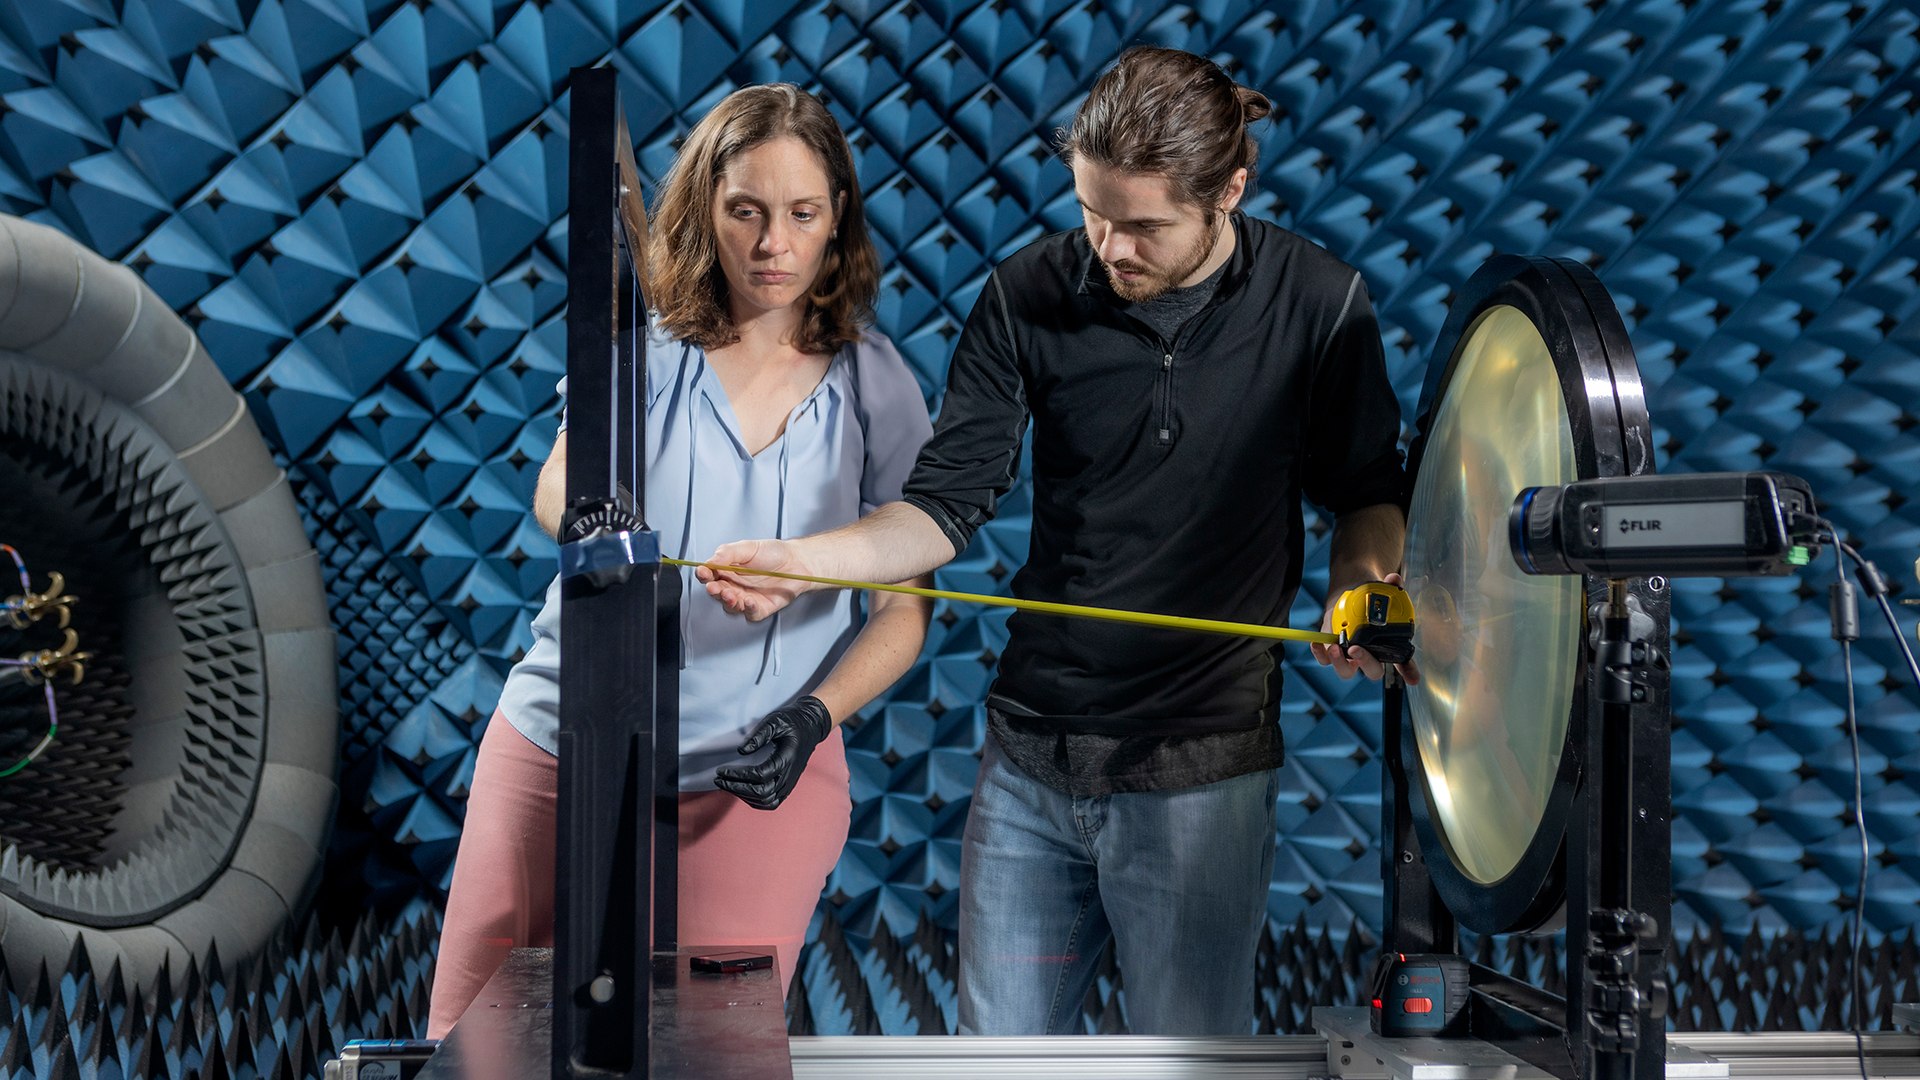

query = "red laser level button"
[1403, 998, 1433, 1014]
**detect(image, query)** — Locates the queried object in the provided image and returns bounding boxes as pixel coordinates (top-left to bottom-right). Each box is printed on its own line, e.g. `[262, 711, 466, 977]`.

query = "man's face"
[1074, 160, 1223, 303]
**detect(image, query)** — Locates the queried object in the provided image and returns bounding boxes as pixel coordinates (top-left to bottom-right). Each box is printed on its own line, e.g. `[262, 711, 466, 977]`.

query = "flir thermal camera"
[1509, 471, 1822, 578]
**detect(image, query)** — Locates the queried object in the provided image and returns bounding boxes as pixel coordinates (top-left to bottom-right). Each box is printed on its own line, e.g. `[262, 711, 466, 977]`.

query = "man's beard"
[1102, 213, 1218, 303]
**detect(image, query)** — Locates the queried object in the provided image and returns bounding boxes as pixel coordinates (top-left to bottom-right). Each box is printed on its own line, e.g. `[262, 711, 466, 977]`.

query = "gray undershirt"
[989, 257, 1284, 798]
[1124, 260, 1230, 344]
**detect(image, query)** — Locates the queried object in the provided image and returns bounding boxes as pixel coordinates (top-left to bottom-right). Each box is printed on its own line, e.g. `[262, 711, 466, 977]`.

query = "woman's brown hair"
[649, 84, 880, 355]
[1059, 47, 1273, 213]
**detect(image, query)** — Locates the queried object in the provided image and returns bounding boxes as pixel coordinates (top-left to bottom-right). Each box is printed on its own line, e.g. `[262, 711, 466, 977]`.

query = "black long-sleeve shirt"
[903, 212, 1405, 743]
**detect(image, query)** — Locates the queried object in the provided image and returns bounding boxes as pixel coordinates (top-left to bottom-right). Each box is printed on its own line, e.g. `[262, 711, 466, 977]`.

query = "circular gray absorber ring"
[0, 214, 337, 989]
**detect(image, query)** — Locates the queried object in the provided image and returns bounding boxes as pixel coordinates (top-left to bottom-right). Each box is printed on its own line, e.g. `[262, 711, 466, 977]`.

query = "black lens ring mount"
[1400, 254, 1653, 935]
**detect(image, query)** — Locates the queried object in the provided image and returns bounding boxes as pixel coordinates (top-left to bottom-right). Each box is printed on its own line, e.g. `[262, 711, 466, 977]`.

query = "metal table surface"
[419, 947, 792, 1080]
[422, 948, 1327, 1079]
[421, 955, 1920, 1079]
[1668, 1032, 1920, 1078]
[1317, 1006, 1920, 1080]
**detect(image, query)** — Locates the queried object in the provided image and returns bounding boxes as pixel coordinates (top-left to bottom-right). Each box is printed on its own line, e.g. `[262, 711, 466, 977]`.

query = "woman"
[428, 84, 934, 1037]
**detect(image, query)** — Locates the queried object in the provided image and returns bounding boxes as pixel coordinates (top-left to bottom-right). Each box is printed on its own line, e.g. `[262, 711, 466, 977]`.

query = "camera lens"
[1510, 485, 1570, 576]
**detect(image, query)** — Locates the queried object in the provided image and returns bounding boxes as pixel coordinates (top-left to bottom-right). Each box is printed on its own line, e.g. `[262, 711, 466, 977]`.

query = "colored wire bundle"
[0, 544, 75, 778]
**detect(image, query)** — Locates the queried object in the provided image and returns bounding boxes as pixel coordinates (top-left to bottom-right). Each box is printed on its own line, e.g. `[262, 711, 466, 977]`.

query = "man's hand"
[1313, 571, 1422, 685]
[694, 539, 817, 621]
[715, 696, 834, 810]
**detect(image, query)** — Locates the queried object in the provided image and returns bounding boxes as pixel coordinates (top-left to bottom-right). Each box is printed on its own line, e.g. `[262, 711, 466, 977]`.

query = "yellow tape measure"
[1329, 581, 1416, 664]
[662, 557, 1398, 647]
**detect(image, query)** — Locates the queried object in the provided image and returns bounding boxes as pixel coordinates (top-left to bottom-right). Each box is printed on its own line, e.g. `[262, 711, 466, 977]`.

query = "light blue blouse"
[498, 325, 933, 791]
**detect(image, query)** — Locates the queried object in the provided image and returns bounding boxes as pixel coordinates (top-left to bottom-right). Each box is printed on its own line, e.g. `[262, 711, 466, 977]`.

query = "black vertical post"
[1593, 584, 1637, 1080]
[555, 65, 660, 1080]
[1567, 578, 1671, 1080]
[606, 92, 678, 965]
[1383, 685, 1453, 956]
[654, 568, 680, 955]
[1628, 579, 1672, 1080]
[1567, 576, 1615, 1080]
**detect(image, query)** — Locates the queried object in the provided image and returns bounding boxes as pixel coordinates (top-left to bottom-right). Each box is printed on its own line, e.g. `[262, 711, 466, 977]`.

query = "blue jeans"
[957, 735, 1280, 1035]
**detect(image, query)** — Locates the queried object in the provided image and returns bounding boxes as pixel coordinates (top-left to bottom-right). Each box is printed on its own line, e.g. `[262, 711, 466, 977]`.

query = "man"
[699, 46, 1413, 1035]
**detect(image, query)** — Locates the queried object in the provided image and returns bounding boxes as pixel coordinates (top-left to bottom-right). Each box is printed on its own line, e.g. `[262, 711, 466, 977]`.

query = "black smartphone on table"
[690, 951, 774, 974]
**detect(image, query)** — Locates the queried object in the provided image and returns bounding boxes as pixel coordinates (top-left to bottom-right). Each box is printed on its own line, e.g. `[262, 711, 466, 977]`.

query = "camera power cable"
[1818, 523, 1920, 1080]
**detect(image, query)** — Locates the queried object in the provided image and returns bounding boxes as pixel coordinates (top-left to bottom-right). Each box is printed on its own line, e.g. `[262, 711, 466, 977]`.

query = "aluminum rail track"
[789, 1035, 1330, 1079]
[1670, 1032, 1920, 1079]
[789, 1032, 1920, 1080]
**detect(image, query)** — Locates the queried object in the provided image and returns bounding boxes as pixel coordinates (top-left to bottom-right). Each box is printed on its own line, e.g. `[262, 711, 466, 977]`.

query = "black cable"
[1842, 637, 1869, 1080]
[1845, 642, 1870, 1080]
[1841, 543, 1920, 693]
[1823, 531, 1920, 1080]
[1819, 525, 1870, 1080]
[1835, 540, 1920, 684]
[1871, 589, 1920, 688]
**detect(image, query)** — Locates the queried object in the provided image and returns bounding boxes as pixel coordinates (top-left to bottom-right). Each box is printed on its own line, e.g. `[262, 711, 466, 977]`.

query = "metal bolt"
[1401, 850, 1415, 863]
[1649, 576, 1667, 592]
[590, 974, 616, 1004]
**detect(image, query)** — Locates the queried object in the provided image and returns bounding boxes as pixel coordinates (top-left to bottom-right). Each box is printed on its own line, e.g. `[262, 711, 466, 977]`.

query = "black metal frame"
[553, 65, 679, 1080]
[1387, 256, 1670, 1080]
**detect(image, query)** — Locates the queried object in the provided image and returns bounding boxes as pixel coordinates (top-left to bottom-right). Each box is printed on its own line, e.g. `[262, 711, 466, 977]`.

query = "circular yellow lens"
[1403, 305, 1583, 885]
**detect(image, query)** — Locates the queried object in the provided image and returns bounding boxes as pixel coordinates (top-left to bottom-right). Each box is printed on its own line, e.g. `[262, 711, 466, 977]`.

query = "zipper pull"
[1163, 353, 1172, 370]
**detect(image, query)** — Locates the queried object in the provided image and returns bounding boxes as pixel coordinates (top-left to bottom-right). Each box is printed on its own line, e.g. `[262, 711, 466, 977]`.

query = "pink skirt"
[427, 713, 851, 1038]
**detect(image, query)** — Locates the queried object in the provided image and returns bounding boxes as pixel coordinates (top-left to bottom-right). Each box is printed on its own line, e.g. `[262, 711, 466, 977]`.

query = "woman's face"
[711, 135, 839, 324]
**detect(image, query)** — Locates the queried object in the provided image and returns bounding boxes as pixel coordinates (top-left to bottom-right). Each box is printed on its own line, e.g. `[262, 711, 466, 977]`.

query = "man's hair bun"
[1236, 85, 1273, 125]
[1060, 47, 1278, 210]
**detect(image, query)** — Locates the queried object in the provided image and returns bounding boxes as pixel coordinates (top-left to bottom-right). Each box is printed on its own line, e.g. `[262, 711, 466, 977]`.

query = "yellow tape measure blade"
[664, 557, 1339, 645]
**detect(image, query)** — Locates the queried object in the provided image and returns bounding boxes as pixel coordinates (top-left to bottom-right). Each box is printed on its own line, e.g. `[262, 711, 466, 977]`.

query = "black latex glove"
[714, 695, 833, 811]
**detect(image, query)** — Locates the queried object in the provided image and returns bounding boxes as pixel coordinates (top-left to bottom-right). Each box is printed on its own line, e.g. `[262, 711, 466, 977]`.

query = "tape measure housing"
[1332, 581, 1416, 665]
